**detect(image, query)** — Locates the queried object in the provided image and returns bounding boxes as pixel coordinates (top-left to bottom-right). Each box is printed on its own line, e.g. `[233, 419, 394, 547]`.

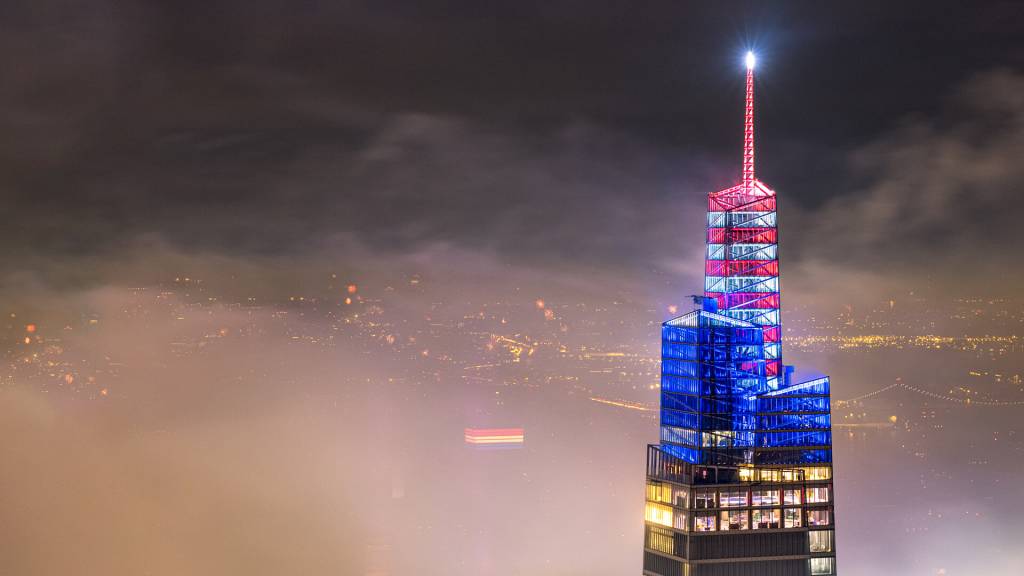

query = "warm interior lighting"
[645, 502, 673, 527]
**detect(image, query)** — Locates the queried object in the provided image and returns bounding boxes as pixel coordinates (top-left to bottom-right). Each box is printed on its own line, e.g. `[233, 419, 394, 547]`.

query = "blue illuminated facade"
[657, 308, 833, 469]
[642, 55, 837, 576]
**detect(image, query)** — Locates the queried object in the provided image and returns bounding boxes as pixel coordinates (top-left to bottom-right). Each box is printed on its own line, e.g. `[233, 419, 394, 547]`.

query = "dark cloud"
[1, 3, 1023, 575]
[0, 1, 1021, 292]
[784, 68, 1024, 305]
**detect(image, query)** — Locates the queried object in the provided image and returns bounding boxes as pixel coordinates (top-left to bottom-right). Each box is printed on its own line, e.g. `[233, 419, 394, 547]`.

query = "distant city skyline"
[0, 2, 1021, 575]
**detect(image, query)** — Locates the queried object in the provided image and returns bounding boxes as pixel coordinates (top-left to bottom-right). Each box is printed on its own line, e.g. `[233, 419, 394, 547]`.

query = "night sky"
[2, 2, 1024, 575]
[2, 0, 1021, 292]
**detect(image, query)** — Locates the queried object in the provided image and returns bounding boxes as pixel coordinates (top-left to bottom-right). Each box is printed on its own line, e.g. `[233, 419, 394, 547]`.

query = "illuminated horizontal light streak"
[590, 396, 655, 411]
[464, 428, 525, 446]
[832, 381, 1024, 406]
[833, 382, 900, 405]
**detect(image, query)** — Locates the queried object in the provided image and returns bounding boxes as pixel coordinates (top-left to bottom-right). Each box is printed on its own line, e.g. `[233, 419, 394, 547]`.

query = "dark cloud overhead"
[1, 1, 1022, 287]
[1, 4, 1023, 575]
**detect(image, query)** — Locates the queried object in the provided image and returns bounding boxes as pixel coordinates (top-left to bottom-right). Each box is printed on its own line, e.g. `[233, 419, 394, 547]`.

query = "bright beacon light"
[745, 51, 756, 70]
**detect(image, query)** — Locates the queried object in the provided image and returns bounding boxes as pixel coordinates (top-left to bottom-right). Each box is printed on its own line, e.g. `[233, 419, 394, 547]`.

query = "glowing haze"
[1, 2, 1023, 575]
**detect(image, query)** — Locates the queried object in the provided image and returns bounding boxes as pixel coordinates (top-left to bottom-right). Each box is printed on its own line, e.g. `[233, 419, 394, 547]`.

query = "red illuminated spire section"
[704, 50, 783, 386]
[742, 51, 755, 189]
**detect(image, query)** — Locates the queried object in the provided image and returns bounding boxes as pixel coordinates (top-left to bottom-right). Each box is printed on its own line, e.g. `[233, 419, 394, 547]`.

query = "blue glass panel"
[661, 374, 700, 394]
[660, 444, 701, 464]
[661, 426, 700, 447]
[758, 396, 830, 413]
[660, 407, 700, 428]
[757, 431, 832, 447]
[662, 395, 701, 413]
[758, 414, 831, 430]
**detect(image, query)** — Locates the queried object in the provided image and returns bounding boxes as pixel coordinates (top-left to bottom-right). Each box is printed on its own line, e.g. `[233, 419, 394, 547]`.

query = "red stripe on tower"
[703, 51, 784, 386]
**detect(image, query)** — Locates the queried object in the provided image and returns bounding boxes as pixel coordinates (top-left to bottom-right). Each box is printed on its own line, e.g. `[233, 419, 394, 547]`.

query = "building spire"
[742, 51, 756, 189]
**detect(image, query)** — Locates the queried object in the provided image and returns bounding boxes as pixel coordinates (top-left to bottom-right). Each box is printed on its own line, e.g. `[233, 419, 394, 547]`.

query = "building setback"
[642, 53, 838, 576]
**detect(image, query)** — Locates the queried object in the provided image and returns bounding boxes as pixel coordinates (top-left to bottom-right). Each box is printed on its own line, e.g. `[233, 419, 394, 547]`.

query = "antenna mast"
[742, 51, 756, 190]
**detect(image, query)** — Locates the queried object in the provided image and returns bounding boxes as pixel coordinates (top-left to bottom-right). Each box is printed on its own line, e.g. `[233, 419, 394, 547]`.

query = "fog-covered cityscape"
[2, 2, 1023, 575]
[5, 266, 1022, 574]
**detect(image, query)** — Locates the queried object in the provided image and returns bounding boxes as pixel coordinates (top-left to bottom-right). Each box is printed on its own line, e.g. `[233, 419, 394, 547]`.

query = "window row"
[661, 374, 767, 396]
[644, 502, 687, 530]
[692, 486, 830, 508]
[717, 508, 802, 530]
[662, 359, 765, 380]
[755, 448, 832, 465]
[662, 342, 766, 362]
[693, 508, 831, 531]
[758, 414, 831, 431]
[644, 481, 689, 507]
[735, 466, 832, 483]
[757, 396, 831, 413]
[757, 431, 833, 448]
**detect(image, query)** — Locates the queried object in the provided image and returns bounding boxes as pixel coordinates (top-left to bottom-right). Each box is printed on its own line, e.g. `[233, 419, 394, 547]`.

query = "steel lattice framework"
[661, 51, 833, 468]
[705, 55, 783, 386]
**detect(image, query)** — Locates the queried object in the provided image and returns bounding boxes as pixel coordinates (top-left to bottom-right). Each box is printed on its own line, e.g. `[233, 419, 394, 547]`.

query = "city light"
[464, 428, 525, 447]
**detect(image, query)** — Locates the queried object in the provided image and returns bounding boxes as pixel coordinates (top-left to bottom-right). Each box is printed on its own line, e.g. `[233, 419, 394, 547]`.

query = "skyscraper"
[642, 53, 837, 576]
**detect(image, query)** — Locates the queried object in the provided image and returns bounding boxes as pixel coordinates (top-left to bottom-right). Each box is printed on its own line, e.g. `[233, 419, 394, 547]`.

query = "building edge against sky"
[641, 53, 838, 576]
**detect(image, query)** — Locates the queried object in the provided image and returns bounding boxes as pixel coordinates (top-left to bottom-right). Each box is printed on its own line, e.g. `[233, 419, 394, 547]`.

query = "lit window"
[694, 491, 716, 509]
[810, 557, 835, 575]
[673, 487, 689, 508]
[752, 489, 780, 506]
[719, 510, 749, 530]
[807, 509, 831, 527]
[694, 515, 716, 532]
[783, 489, 801, 505]
[646, 481, 673, 504]
[752, 508, 780, 529]
[802, 467, 832, 480]
[784, 508, 802, 528]
[645, 502, 673, 527]
[645, 525, 674, 554]
[806, 486, 830, 503]
[674, 510, 687, 530]
[720, 490, 748, 507]
[702, 430, 736, 448]
[809, 530, 834, 553]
